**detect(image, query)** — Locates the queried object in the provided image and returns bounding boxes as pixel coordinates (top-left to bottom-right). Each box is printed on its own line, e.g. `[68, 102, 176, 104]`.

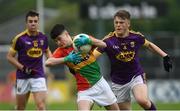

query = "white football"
[73, 33, 92, 54]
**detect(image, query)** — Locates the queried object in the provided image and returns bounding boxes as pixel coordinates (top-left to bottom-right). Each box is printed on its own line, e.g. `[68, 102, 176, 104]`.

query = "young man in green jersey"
[45, 24, 119, 110]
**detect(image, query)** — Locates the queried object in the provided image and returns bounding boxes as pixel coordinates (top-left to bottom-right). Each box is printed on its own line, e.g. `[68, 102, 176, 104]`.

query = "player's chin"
[116, 31, 124, 36]
[30, 28, 38, 32]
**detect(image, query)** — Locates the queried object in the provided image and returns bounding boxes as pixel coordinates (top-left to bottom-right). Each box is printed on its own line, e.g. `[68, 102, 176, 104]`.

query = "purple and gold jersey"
[97, 31, 149, 84]
[10, 30, 49, 79]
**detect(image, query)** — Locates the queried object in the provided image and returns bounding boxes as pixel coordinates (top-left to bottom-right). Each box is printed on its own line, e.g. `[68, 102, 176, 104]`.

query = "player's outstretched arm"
[45, 48, 52, 58]
[45, 51, 82, 66]
[163, 55, 173, 72]
[146, 42, 173, 72]
[45, 57, 65, 66]
[146, 42, 167, 57]
[90, 37, 107, 48]
[74, 35, 107, 48]
[64, 51, 82, 64]
[74, 36, 92, 48]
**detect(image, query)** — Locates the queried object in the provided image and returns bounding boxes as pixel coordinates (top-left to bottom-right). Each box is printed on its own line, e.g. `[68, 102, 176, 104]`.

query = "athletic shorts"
[111, 74, 145, 103]
[77, 77, 117, 106]
[16, 78, 47, 95]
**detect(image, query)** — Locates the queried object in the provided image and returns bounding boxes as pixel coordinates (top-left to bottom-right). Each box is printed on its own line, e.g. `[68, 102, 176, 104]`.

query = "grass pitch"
[0, 101, 180, 110]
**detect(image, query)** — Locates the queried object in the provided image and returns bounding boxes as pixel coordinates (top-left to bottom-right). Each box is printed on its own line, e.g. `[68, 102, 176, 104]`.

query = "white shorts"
[16, 78, 47, 95]
[111, 75, 145, 103]
[77, 77, 117, 106]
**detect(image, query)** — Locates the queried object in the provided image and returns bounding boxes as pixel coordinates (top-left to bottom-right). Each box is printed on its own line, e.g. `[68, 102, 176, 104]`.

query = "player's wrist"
[88, 38, 92, 45]
[64, 53, 74, 62]
[22, 65, 27, 72]
[163, 55, 173, 72]
[81, 36, 91, 45]
[64, 56, 68, 62]
[22, 66, 32, 74]
[163, 55, 170, 61]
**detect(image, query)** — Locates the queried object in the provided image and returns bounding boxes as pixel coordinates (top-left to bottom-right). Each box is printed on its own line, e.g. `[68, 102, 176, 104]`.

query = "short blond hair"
[114, 10, 130, 20]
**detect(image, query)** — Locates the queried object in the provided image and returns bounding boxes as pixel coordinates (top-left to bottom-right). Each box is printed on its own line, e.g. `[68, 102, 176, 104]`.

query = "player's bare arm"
[45, 48, 52, 58]
[145, 41, 167, 57]
[91, 35, 108, 58]
[90, 37, 107, 48]
[6, 48, 24, 71]
[46, 51, 82, 66]
[144, 40, 172, 72]
[45, 57, 65, 66]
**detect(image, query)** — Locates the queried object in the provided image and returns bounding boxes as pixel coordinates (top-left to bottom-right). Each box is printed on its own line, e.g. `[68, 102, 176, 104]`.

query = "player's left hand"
[163, 55, 173, 72]
[74, 36, 92, 48]
[64, 51, 82, 64]
[22, 66, 38, 75]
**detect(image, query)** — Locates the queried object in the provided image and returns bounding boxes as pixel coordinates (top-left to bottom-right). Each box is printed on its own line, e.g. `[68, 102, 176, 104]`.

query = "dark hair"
[50, 24, 65, 40]
[26, 10, 39, 21]
[114, 10, 130, 20]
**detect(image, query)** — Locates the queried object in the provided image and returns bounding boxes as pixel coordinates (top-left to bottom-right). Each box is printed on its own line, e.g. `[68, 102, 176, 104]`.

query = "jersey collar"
[26, 29, 39, 36]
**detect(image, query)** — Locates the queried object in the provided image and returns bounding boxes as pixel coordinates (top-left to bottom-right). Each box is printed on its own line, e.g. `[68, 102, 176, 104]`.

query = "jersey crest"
[116, 51, 135, 62]
[27, 47, 42, 58]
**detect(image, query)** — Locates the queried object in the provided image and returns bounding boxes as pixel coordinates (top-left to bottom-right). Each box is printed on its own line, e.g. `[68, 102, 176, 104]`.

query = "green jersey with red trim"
[52, 47, 102, 91]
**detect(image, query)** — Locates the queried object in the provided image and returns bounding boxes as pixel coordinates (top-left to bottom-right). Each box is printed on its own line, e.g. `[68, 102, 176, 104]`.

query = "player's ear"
[127, 20, 130, 28]
[64, 30, 70, 36]
[64, 30, 68, 34]
[63, 30, 68, 37]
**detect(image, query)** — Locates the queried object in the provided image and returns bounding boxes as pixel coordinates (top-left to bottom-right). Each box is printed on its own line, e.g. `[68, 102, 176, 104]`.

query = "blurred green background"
[0, 0, 180, 110]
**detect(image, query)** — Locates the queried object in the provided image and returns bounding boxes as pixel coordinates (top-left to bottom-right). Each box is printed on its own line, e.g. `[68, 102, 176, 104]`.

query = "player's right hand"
[74, 36, 92, 48]
[64, 51, 82, 64]
[163, 55, 173, 72]
[22, 66, 37, 75]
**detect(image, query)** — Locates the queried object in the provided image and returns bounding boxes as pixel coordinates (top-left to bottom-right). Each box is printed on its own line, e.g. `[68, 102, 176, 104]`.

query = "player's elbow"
[45, 59, 54, 67]
[6, 53, 13, 62]
[102, 42, 107, 48]
[6, 54, 10, 61]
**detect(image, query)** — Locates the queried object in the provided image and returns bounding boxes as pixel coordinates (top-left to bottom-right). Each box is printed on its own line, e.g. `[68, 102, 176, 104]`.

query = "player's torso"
[67, 52, 102, 91]
[57, 47, 102, 91]
[104, 32, 144, 84]
[15, 32, 48, 78]
[105, 35, 140, 63]
[18, 35, 46, 59]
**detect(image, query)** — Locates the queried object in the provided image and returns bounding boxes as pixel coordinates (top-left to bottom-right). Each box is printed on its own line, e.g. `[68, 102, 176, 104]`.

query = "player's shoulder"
[12, 30, 28, 43]
[54, 47, 61, 53]
[15, 30, 28, 38]
[55, 47, 73, 53]
[53, 47, 73, 57]
[129, 30, 147, 41]
[102, 31, 115, 40]
[37, 31, 48, 41]
[53, 47, 63, 56]
[38, 31, 47, 37]
[129, 30, 145, 38]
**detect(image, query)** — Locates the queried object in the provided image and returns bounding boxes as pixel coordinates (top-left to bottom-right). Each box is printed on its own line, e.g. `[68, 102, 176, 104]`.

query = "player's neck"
[30, 32, 38, 36]
[27, 30, 39, 36]
[115, 31, 129, 38]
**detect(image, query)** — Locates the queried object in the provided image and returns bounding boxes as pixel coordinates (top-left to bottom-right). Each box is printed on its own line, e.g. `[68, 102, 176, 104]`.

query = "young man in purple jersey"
[6, 10, 52, 110]
[90, 10, 172, 110]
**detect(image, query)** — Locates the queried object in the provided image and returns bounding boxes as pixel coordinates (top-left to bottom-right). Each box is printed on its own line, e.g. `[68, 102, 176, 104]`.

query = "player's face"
[26, 16, 39, 33]
[114, 16, 130, 37]
[54, 31, 73, 48]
